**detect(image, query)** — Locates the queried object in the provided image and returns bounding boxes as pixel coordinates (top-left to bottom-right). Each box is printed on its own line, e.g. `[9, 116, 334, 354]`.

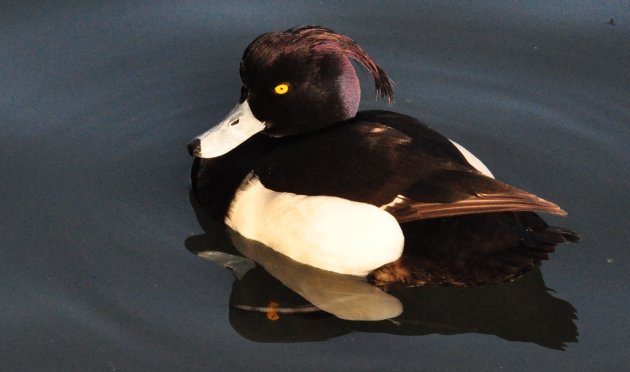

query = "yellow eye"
[273, 83, 290, 95]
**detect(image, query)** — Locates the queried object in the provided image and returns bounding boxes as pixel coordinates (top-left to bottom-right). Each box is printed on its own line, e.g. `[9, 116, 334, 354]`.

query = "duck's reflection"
[185, 192, 577, 349]
[228, 230, 403, 321]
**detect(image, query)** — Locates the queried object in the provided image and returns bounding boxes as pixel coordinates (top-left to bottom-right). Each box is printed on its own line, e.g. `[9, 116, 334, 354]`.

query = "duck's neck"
[191, 133, 276, 219]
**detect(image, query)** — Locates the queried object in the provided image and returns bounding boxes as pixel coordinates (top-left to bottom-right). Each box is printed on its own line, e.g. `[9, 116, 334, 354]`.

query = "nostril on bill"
[187, 139, 201, 157]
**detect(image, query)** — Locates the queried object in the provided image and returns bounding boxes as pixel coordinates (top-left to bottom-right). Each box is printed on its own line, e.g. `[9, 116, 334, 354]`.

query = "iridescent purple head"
[189, 26, 394, 159]
[238, 26, 394, 136]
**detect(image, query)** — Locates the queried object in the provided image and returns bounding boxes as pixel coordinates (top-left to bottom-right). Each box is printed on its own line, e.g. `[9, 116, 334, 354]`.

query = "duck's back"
[252, 109, 566, 221]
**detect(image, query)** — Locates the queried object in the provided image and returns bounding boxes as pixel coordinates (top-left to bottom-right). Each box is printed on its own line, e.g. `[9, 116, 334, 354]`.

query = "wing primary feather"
[383, 193, 567, 223]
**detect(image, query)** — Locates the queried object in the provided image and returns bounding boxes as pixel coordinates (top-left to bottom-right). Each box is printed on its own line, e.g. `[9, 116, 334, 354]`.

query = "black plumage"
[189, 26, 579, 286]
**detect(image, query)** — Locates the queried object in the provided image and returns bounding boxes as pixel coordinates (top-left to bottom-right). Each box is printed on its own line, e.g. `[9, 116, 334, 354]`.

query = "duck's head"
[189, 26, 393, 158]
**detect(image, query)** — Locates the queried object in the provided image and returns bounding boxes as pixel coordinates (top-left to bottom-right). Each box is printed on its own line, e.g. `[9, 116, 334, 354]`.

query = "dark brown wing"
[384, 171, 566, 223]
[255, 111, 567, 222]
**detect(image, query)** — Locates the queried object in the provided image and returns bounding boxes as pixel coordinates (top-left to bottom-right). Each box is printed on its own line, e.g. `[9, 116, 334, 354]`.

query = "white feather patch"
[380, 195, 410, 210]
[226, 174, 404, 276]
[449, 140, 494, 178]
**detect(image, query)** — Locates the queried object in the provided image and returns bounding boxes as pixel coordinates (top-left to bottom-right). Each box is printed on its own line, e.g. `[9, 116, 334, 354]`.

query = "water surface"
[2, 1, 629, 370]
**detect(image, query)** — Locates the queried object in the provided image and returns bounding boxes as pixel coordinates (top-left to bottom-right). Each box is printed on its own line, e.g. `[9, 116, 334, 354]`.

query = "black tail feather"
[371, 211, 579, 287]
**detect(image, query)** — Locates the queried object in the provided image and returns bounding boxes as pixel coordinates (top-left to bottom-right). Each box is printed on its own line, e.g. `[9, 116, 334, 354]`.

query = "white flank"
[226, 174, 405, 276]
[193, 100, 266, 158]
[449, 140, 494, 178]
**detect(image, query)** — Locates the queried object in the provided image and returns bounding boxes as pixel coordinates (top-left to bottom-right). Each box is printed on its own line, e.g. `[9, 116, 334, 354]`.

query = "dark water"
[2, 1, 629, 370]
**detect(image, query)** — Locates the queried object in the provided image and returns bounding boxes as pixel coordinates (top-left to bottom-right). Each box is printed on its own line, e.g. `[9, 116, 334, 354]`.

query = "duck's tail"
[369, 211, 579, 288]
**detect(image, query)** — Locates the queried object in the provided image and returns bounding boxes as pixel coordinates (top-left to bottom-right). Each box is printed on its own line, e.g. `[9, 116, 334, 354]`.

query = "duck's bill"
[189, 100, 265, 158]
